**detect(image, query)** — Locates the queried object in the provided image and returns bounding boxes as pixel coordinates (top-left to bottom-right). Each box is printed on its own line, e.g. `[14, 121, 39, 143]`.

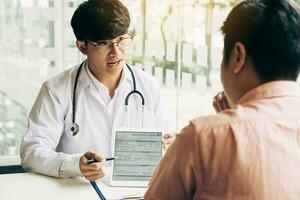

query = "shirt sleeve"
[20, 83, 82, 178]
[58, 154, 82, 178]
[144, 124, 199, 200]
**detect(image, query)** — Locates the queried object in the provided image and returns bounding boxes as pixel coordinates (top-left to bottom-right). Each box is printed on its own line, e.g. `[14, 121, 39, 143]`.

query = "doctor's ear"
[76, 40, 88, 55]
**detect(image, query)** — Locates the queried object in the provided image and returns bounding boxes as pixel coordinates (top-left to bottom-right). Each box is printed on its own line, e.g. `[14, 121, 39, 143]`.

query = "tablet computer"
[110, 128, 163, 187]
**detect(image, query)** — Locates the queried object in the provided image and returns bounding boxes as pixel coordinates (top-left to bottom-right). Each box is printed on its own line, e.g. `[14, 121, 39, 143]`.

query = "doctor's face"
[78, 33, 133, 76]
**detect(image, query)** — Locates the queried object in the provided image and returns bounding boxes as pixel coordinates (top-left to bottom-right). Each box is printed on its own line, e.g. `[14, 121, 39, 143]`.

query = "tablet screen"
[112, 130, 162, 182]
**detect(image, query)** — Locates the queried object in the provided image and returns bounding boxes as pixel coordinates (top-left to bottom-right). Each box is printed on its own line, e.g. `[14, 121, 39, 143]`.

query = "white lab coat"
[20, 61, 172, 178]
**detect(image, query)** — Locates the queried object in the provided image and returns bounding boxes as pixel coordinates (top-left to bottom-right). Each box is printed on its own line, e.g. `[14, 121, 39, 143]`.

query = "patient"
[145, 0, 300, 199]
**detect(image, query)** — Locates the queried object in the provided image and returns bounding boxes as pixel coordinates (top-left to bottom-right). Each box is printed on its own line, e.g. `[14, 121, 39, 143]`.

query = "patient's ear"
[232, 42, 246, 74]
[76, 40, 87, 55]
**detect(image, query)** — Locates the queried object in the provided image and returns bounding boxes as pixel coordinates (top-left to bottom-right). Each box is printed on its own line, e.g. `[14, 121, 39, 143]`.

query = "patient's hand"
[79, 151, 105, 181]
[212, 91, 231, 113]
[163, 133, 176, 151]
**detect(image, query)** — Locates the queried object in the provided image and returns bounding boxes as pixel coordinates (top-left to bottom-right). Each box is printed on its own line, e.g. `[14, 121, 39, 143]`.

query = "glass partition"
[1, 0, 299, 164]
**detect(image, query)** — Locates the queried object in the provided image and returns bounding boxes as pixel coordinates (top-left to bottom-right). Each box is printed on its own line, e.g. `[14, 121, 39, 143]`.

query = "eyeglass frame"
[84, 33, 134, 51]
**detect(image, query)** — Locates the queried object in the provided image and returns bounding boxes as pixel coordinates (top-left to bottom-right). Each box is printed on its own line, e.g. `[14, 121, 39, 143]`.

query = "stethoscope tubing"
[70, 60, 145, 136]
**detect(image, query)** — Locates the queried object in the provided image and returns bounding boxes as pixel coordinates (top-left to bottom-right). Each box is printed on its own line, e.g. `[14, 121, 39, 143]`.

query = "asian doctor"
[20, 0, 172, 181]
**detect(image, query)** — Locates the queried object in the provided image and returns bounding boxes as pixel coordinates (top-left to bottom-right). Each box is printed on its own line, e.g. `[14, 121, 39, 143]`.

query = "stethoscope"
[70, 61, 145, 136]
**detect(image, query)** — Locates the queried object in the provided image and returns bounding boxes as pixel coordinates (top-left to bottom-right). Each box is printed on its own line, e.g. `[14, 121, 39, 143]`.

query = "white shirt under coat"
[20, 60, 172, 178]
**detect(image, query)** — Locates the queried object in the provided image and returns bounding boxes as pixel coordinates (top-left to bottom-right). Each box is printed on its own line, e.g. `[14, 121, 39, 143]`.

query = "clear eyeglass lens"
[97, 37, 131, 50]
[118, 37, 132, 49]
[90, 35, 132, 50]
[97, 41, 109, 47]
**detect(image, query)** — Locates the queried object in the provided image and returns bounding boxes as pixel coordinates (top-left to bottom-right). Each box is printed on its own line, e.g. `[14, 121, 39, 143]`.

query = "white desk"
[0, 172, 146, 200]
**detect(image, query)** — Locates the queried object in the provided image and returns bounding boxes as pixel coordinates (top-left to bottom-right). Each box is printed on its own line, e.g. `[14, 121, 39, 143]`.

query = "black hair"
[221, 0, 300, 82]
[71, 0, 130, 41]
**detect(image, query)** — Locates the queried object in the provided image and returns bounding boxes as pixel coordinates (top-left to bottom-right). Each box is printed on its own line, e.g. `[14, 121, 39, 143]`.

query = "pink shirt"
[145, 81, 300, 200]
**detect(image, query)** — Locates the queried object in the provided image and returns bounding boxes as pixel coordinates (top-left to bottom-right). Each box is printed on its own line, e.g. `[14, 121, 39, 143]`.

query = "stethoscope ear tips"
[70, 123, 80, 136]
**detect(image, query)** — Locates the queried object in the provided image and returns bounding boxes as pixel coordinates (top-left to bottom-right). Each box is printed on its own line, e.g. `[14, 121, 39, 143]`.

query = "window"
[125, 0, 234, 128]
[49, 1, 54, 8]
[0, 0, 230, 159]
[68, 1, 74, 8]
[2, 0, 298, 163]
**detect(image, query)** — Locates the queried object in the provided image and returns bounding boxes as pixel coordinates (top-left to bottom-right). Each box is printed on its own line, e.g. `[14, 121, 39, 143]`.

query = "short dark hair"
[71, 0, 130, 41]
[221, 0, 300, 82]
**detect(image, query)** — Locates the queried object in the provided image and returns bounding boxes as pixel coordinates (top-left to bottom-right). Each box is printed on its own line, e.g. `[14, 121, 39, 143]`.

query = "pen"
[90, 181, 107, 200]
[87, 157, 118, 164]
[86, 157, 116, 200]
[105, 157, 118, 161]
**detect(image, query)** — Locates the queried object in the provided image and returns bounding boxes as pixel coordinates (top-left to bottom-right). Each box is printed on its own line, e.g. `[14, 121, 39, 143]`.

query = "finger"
[221, 92, 229, 109]
[82, 151, 104, 163]
[213, 92, 223, 112]
[80, 153, 88, 164]
[92, 153, 104, 163]
[84, 172, 105, 181]
[164, 138, 175, 144]
[162, 134, 171, 145]
[80, 159, 93, 168]
[89, 162, 105, 171]
[163, 133, 172, 139]
[163, 143, 172, 151]
[214, 97, 222, 112]
[162, 139, 171, 145]
[85, 173, 105, 181]
[83, 151, 96, 160]
[81, 162, 104, 172]
[82, 170, 99, 177]
[217, 92, 224, 110]
[82, 167, 105, 177]
[213, 96, 219, 112]
[83, 167, 105, 177]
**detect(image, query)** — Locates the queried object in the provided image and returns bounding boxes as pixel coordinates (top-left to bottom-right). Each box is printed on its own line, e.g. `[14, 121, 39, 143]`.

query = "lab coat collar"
[75, 59, 133, 93]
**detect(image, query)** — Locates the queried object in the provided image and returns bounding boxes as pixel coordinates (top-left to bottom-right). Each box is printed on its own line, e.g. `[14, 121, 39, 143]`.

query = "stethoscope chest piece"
[70, 123, 80, 136]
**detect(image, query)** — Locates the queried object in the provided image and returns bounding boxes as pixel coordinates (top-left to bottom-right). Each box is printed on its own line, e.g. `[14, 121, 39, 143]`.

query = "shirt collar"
[76, 59, 133, 92]
[237, 80, 300, 104]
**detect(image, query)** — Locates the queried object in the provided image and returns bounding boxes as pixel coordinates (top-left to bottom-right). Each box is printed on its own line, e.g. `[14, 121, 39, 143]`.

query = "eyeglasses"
[86, 33, 133, 51]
